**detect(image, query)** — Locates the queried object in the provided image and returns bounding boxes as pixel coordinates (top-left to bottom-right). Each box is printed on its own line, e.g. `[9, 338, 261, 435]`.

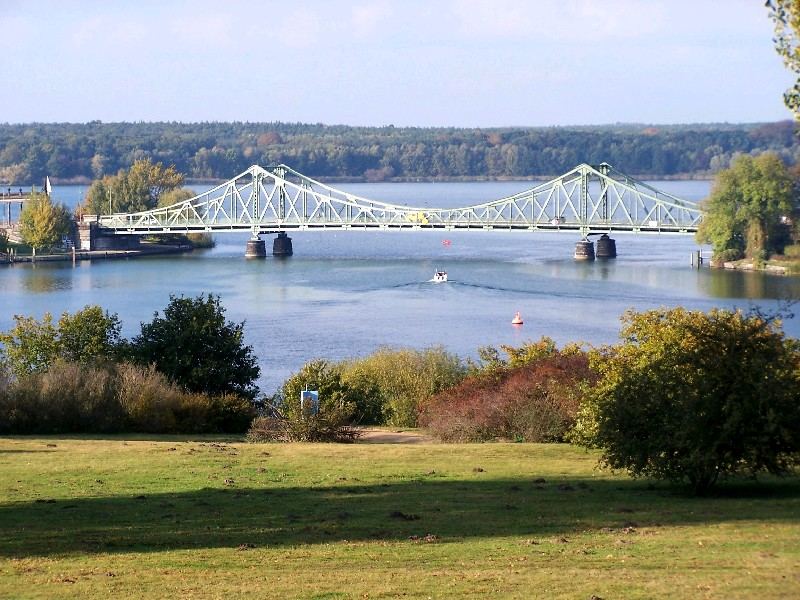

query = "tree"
[696, 153, 796, 261]
[157, 187, 195, 208]
[0, 313, 59, 376]
[0, 306, 123, 377]
[130, 294, 260, 399]
[574, 307, 800, 494]
[57, 306, 122, 364]
[82, 158, 184, 215]
[19, 193, 71, 252]
[767, 0, 800, 118]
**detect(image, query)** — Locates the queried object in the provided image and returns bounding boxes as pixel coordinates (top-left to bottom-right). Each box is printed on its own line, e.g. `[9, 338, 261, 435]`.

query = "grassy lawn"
[0, 437, 798, 599]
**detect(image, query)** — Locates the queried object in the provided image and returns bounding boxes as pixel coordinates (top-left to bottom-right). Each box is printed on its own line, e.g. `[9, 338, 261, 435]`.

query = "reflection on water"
[18, 264, 74, 294]
[699, 269, 800, 300]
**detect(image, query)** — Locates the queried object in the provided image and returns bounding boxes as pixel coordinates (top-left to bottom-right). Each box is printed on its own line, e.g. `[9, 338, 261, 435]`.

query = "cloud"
[350, 1, 393, 37]
[273, 7, 323, 50]
[448, 0, 666, 42]
[70, 15, 148, 48]
[169, 13, 235, 47]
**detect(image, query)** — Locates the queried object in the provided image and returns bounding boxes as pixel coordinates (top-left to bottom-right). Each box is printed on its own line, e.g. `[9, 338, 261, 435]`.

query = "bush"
[266, 359, 364, 441]
[276, 359, 360, 422]
[574, 308, 800, 494]
[206, 393, 257, 433]
[782, 243, 800, 258]
[246, 407, 360, 443]
[0, 361, 256, 435]
[130, 294, 260, 399]
[117, 363, 183, 432]
[118, 363, 256, 433]
[421, 344, 594, 442]
[340, 347, 466, 426]
[0, 361, 122, 434]
[712, 247, 744, 263]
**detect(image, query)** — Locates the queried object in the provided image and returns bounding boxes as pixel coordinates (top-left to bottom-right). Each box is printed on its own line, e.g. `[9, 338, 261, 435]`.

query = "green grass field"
[0, 437, 798, 599]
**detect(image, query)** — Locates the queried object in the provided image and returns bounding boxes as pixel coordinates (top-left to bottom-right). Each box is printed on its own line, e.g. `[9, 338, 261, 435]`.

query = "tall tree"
[696, 153, 796, 260]
[768, 0, 800, 118]
[82, 158, 184, 215]
[18, 193, 71, 252]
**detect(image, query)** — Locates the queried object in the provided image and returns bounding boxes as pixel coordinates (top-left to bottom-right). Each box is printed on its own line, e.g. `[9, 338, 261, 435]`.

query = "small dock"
[1, 187, 40, 225]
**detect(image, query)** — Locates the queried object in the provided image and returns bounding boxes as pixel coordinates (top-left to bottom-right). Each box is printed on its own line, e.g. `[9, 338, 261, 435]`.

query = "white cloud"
[273, 7, 323, 50]
[350, 1, 393, 37]
[70, 15, 147, 48]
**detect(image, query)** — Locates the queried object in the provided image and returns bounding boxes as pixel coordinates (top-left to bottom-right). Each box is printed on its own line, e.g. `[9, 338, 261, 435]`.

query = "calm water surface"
[3, 180, 799, 393]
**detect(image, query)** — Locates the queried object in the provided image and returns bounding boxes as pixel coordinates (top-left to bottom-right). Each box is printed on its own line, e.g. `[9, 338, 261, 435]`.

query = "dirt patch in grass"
[357, 429, 434, 444]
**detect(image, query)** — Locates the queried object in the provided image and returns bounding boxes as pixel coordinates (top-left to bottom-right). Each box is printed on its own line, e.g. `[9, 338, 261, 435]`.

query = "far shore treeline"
[0, 121, 798, 185]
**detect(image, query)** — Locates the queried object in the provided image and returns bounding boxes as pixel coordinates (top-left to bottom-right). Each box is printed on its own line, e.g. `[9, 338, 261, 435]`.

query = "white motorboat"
[432, 270, 448, 283]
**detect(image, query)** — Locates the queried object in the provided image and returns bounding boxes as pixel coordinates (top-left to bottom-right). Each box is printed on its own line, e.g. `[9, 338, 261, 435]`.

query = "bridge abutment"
[78, 222, 140, 251]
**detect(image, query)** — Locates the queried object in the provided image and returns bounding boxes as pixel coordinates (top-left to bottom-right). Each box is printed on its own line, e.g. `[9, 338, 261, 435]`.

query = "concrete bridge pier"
[272, 232, 293, 257]
[574, 238, 595, 261]
[245, 235, 267, 258]
[595, 233, 617, 259]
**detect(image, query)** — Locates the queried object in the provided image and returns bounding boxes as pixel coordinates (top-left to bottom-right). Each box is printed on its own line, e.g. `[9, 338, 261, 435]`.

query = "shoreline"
[712, 260, 798, 276]
[1, 244, 193, 265]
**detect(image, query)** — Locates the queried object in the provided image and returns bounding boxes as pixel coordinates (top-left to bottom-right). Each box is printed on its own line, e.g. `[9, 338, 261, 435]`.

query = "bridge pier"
[595, 233, 617, 259]
[574, 238, 595, 261]
[245, 236, 267, 258]
[272, 232, 293, 257]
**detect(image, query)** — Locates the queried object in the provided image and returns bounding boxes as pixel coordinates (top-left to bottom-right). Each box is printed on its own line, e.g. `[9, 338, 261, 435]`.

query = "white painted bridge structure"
[95, 162, 702, 238]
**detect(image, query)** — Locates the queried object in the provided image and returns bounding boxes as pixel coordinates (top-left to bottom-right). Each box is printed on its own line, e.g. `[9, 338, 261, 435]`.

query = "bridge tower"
[245, 168, 267, 258]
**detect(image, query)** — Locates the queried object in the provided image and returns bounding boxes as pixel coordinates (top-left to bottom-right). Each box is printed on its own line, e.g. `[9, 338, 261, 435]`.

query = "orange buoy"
[511, 311, 523, 325]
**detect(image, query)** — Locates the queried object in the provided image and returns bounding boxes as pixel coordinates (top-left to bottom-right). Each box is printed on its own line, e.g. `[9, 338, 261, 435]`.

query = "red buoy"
[511, 311, 523, 325]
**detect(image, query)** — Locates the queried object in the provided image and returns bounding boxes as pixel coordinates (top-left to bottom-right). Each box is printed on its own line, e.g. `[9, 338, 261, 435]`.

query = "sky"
[0, 0, 795, 127]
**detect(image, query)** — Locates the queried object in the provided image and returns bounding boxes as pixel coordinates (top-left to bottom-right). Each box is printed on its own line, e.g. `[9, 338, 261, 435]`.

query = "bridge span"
[90, 162, 703, 259]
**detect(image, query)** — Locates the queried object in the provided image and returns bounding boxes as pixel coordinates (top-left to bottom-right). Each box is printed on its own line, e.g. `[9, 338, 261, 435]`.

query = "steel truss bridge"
[95, 162, 702, 237]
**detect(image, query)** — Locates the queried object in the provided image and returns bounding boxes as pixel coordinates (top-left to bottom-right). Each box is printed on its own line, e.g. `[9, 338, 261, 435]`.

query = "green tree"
[57, 306, 122, 364]
[157, 187, 195, 208]
[19, 193, 71, 252]
[82, 158, 184, 215]
[696, 153, 796, 261]
[767, 0, 800, 117]
[573, 307, 800, 494]
[130, 294, 260, 399]
[0, 306, 123, 377]
[0, 313, 59, 376]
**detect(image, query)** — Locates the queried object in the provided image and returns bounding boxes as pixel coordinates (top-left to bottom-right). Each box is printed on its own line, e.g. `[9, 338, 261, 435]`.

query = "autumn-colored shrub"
[420, 348, 595, 442]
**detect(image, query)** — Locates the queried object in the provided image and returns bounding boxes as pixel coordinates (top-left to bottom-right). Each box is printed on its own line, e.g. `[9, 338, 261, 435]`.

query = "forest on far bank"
[0, 120, 797, 185]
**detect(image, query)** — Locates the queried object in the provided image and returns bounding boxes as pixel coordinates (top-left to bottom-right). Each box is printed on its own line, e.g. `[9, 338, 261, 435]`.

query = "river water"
[3, 180, 799, 394]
